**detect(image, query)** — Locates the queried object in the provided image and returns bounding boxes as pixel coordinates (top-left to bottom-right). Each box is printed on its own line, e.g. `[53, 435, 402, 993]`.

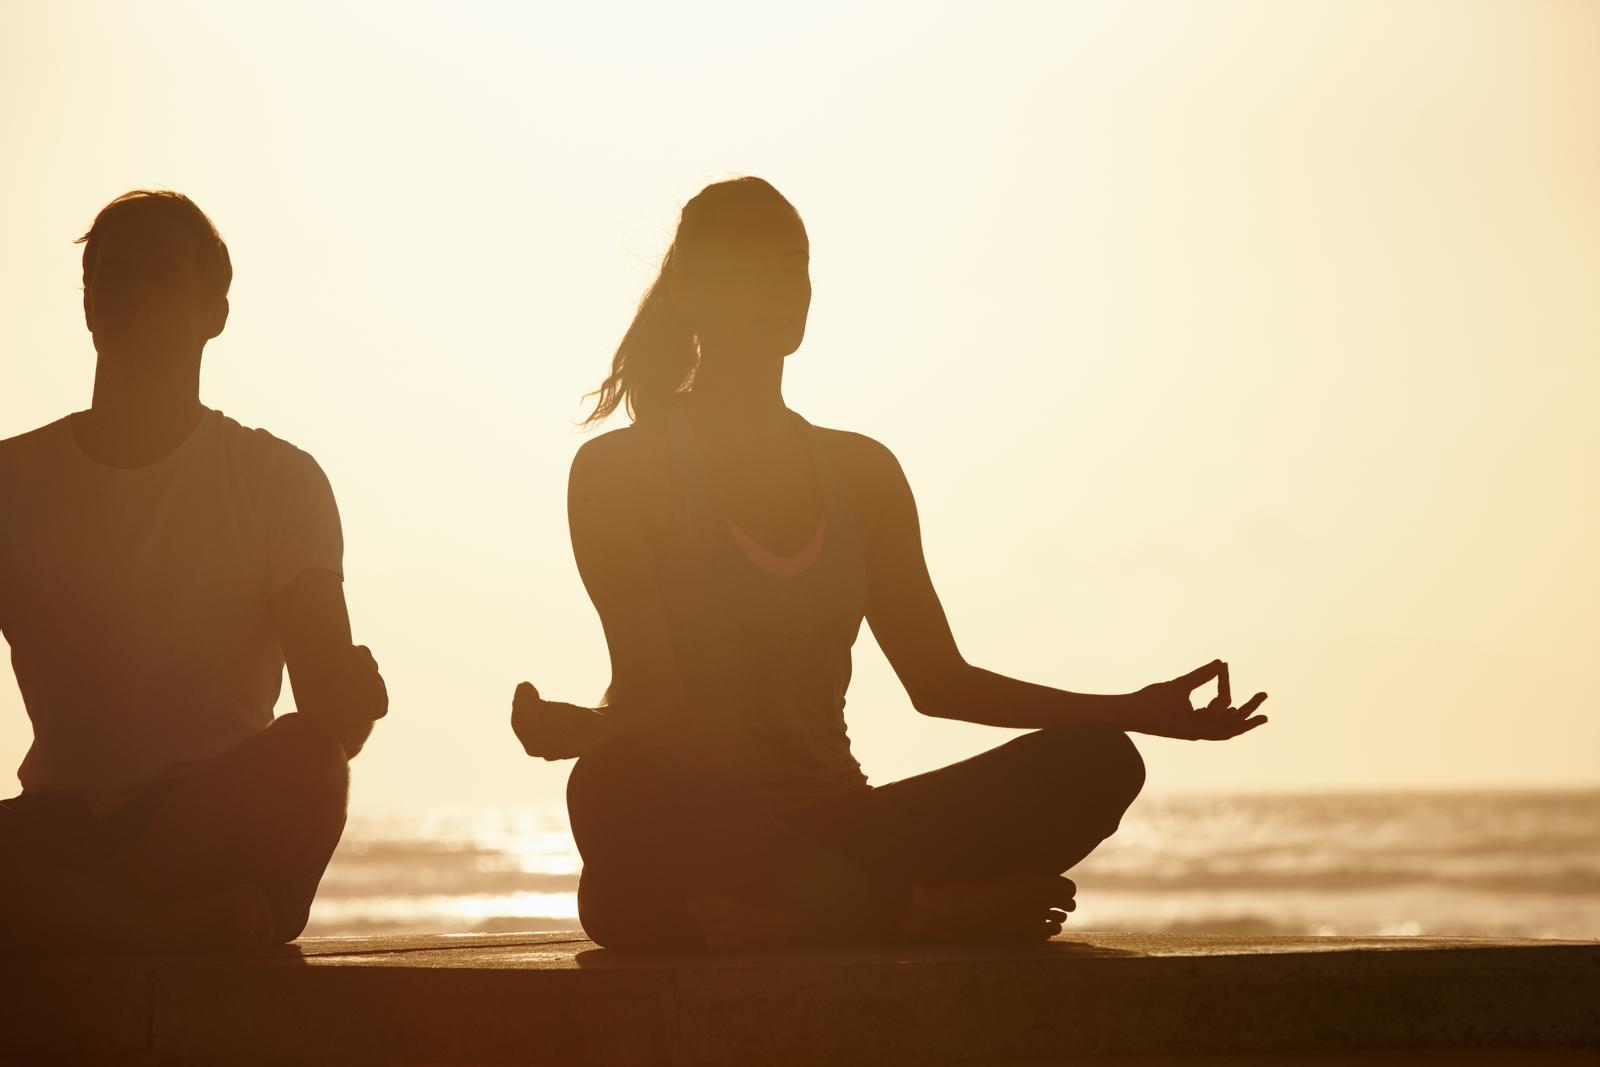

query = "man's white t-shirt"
[0, 407, 342, 811]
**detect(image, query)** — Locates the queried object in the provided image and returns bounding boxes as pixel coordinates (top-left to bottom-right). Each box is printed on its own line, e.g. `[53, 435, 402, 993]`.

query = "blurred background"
[2, 0, 1595, 938]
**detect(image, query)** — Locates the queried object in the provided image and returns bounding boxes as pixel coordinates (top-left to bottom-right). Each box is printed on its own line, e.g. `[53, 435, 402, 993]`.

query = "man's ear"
[204, 296, 229, 341]
[83, 289, 94, 334]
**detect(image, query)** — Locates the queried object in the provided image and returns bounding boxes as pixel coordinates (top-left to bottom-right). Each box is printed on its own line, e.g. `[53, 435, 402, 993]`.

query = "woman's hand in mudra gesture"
[1120, 659, 1268, 740]
[510, 681, 617, 760]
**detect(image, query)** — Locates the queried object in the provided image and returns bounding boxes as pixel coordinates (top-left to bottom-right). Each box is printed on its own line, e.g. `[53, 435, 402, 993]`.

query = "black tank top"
[645, 405, 870, 813]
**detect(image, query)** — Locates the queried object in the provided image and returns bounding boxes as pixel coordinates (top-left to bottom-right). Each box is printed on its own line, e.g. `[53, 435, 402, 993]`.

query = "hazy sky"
[2, 1, 1595, 815]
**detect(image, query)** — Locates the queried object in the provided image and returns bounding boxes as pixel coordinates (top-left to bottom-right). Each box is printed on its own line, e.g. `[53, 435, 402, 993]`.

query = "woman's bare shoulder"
[572, 422, 668, 475]
[812, 425, 904, 482]
[570, 423, 674, 518]
[810, 426, 912, 534]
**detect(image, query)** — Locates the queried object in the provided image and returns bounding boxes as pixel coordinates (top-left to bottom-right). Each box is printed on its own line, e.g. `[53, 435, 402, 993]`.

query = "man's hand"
[314, 644, 388, 758]
[272, 570, 387, 760]
[1120, 659, 1268, 740]
[510, 682, 616, 761]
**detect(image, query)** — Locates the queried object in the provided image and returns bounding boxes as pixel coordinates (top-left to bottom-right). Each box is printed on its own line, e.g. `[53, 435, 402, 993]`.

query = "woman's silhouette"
[513, 177, 1268, 949]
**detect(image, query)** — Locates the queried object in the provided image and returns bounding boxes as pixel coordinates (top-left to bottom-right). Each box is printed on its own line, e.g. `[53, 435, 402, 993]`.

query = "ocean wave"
[1074, 863, 1600, 895]
[309, 791, 1600, 940]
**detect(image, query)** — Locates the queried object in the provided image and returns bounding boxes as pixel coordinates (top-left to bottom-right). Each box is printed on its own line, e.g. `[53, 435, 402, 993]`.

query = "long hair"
[584, 177, 802, 426]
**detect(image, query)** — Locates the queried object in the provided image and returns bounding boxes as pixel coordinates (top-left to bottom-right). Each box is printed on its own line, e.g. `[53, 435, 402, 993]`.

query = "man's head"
[79, 190, 231, 363]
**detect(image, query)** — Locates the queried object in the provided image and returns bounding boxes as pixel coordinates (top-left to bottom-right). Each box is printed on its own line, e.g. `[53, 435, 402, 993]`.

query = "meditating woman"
[512, 177, 1268, 949]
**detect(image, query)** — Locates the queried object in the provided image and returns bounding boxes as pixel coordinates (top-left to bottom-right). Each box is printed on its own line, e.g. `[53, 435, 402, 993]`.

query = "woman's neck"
[687, 347, 790, 439]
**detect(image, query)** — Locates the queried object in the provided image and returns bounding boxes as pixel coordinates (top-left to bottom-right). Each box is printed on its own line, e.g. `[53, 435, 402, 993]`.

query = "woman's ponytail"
[583, 246, 698, 425]
[584, 177, 800, 426]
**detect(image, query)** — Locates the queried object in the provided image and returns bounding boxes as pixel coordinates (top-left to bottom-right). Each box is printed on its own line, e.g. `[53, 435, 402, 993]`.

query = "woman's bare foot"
[902, 874, 1076, 943]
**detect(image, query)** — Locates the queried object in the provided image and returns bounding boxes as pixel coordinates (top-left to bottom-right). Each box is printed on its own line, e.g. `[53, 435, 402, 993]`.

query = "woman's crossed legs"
[569, 724, 1145, 949]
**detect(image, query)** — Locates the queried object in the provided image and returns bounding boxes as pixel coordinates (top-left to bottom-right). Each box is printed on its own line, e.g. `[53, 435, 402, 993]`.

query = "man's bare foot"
[902, 874, 1076, 943]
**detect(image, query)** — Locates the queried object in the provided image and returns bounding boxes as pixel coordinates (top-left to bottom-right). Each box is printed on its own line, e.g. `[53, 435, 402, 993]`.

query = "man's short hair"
[76, 190, 233, 301]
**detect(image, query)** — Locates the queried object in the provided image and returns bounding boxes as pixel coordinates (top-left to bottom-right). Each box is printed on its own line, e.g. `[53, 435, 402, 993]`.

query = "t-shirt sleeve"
[265, 448, 344, 595]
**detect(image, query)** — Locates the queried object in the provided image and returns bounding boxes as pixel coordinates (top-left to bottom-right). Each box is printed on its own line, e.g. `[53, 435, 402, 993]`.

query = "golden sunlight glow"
[1, 0, 1595, 820]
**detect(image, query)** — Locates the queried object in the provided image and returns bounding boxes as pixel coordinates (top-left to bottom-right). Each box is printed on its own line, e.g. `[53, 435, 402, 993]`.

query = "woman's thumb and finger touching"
[1169, 658, 1225, 697]
[1146, 658, 1273, 740]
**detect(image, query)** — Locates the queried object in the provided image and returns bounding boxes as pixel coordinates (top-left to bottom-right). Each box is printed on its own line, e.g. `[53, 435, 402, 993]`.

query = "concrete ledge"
[4, 932, 1597, 1064]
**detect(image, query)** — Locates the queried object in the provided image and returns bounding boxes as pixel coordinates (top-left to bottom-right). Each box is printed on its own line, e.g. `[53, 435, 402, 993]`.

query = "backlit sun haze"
[2, 1, 1596, 817]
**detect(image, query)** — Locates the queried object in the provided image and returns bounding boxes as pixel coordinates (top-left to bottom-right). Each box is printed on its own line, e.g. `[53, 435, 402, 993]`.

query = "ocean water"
[306, 790, 1600, 941]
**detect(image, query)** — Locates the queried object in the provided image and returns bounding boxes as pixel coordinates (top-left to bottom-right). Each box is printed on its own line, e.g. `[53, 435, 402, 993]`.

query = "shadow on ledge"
[3, 931, 1596, 1064]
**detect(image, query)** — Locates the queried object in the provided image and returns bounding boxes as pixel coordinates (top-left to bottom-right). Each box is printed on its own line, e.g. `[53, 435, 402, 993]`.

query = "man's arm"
[270, 569, 386, 759]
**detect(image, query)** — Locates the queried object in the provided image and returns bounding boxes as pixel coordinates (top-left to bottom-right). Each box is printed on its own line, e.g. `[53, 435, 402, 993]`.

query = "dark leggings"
[0, 712, 348, 947]
[568, 724, 1146, 949]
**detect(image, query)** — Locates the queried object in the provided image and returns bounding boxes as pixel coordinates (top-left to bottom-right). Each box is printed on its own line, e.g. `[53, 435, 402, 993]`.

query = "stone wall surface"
[3, 932, 1596, 1065]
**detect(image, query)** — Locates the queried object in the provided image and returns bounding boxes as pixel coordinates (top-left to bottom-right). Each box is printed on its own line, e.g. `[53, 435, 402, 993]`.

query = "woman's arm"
[512, 430, 687, 760]
[854, 435, 1267, 740]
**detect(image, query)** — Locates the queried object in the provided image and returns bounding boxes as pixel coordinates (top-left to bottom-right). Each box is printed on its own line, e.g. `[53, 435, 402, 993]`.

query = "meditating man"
[0, 190, 387, 951]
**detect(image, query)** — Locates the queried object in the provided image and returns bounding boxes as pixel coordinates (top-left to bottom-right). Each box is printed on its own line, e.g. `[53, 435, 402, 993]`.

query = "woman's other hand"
[1121, 659, 1268, 740]
[510, 682, 617, 760]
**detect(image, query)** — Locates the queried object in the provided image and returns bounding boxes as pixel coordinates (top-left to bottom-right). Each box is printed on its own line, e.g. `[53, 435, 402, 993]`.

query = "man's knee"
[262, 714, 349, 795]
[268, 889, 315, 945]
[251, 718, 349, 943]
[248, 714, 349, 856]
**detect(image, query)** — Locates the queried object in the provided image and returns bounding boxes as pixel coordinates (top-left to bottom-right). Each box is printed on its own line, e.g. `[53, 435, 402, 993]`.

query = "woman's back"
[614, 402, 871, 813]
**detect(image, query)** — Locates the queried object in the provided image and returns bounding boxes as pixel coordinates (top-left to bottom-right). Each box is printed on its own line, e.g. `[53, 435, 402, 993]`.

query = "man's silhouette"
[0, 190, 386, 951]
